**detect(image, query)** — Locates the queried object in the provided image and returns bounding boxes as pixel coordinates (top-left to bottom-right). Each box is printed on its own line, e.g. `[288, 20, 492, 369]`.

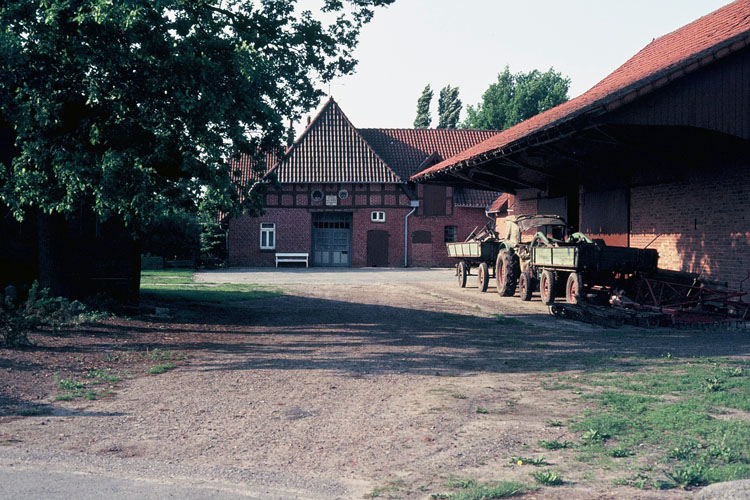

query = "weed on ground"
[431, 478, 530, 499]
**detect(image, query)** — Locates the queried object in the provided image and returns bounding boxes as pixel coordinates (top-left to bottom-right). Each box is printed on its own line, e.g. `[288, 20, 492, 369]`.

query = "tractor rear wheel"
[495, 250, 518, 297]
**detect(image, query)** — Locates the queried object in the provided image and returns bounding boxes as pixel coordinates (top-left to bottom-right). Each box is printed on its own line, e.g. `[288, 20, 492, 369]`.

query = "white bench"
[275, 252, 309, 268]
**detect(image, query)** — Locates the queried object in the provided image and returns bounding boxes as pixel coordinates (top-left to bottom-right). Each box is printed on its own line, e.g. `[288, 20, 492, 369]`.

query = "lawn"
[140, 269, 283, 304]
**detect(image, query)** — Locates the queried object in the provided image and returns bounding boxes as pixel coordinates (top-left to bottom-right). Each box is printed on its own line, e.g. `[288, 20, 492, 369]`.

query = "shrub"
[1, 282, 106, 347]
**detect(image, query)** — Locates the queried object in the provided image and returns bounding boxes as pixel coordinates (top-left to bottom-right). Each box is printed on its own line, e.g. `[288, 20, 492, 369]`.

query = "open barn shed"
[413, 0, 750, 289]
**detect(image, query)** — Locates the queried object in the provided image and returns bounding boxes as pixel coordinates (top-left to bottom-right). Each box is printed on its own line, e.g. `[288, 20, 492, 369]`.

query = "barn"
[413, 0, 750, 290]
[227, 98, 498, 267]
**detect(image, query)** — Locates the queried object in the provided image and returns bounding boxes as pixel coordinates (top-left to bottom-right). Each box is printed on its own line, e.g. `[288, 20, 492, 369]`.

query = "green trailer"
[529, 240, 659, 305]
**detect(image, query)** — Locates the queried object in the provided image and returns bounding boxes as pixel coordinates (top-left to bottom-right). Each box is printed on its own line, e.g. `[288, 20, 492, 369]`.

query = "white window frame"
[260, 223, 276, 250]
[371, 211, 386, 223]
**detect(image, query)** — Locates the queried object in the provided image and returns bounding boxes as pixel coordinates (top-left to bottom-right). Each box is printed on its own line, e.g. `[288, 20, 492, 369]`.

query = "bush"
[1, 282, 106, 347]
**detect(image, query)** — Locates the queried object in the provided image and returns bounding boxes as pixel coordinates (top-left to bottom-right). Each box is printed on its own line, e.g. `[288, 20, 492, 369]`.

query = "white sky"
[299, 0, 732, 132]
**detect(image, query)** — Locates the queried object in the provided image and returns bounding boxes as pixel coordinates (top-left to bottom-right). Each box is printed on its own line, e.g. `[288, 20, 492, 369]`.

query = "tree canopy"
[0, 0, 393, 228]
[437, 85, 461, 129]
[463, 66, 570, 130]
[413, 84, 433, 128]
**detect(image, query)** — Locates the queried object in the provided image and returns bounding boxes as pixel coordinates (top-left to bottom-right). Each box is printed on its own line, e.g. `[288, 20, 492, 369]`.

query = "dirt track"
[1, 269, 748, 499]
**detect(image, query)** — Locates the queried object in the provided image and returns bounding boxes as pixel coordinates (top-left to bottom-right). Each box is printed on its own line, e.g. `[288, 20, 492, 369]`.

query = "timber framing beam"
[450, 170, 517, 194]
[470, 166, 545, 190]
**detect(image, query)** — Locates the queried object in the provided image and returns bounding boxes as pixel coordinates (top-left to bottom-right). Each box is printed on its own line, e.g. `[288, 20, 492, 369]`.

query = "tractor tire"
[495, 250, 519, 297]
[457, 261, 468, 288]
[478, 262, 489, 292]
[565, 272, 583, 305]
[518, 271, 533, 301]
[540, 269, 556, 305]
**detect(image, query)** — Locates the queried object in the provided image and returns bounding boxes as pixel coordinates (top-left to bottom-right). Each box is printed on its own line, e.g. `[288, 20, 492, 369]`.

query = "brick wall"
[351, 207, 410, 267]
[227, 208, 311, 267]
[630, 162, 750, 289]
[408, 207, 492, 267]
[496, 167, 750, 290]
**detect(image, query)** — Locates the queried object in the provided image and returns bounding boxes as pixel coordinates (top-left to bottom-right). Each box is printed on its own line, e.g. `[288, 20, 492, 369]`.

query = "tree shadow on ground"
[54, 290, 750, 377]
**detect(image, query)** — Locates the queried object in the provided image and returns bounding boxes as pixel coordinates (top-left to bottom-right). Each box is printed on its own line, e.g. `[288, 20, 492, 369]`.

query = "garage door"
[312, 213, 352, 266]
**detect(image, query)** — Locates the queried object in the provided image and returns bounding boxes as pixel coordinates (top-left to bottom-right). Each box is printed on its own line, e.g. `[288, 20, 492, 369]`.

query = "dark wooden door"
[580, 188, 629, 246]
[366, 230, 389, 267]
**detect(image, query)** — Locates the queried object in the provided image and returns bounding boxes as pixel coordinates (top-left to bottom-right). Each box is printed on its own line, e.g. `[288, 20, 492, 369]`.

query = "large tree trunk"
[37, 211, 69, 297]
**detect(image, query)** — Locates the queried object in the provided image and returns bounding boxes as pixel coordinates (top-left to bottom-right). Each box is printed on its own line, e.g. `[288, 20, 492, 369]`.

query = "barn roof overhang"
[417, 121, 750, 195]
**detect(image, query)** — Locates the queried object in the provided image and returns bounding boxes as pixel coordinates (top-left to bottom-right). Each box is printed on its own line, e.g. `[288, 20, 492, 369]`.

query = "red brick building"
[227, 99, 497, 267]
[415, 0, 750, 289]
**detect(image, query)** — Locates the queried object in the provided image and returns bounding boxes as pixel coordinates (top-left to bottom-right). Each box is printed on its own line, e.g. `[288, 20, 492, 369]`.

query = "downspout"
[404, 201, 419, 267]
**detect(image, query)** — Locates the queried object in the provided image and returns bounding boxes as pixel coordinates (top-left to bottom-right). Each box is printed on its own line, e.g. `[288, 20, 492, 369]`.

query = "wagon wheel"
[478, 262, 490, 292]
[540, 269, 556, 305]
[457, 261, 468, 288]
[565, 272, 583, 305]
[495, 250, 519, 297]
[518, 271, 533, 301]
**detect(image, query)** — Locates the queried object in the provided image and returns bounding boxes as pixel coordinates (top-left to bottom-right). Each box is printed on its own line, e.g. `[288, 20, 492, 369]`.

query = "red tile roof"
[453, 188, 499, 208]
[229, 151, 279, 187]
[270, 98, 401, 183]
[231, 99, 498, 185]
[486, 193, 509, 214]
[413, 0, 750, 181]
[359, 128, 498, 180]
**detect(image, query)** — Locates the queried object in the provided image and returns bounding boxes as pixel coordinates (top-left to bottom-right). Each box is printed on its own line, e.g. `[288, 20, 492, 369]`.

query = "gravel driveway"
[2, 268, 747, 499]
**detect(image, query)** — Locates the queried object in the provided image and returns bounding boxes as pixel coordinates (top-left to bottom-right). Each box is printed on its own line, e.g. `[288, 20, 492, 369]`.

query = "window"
[260, 223, 276, 249]
[444, 225, 458, 243]
[371, 211, 385, 223]
[311, 189, 324, 202]
[338, 189, 349, 200]
[412, 230, 432, 244]
[422, 184, 447, 216]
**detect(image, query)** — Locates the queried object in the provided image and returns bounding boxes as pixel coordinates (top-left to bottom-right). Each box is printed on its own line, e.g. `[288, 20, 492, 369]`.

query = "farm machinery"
[447, 215, 750, 327]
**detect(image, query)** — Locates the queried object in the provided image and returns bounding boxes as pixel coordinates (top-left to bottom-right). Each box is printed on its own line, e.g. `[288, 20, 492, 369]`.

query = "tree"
[463, 66, 570, 130]
[413, 84, 433, 128]
[437, 85, 462, 129]
[0, 0, 393, 226]
[0, 0, 392, 296]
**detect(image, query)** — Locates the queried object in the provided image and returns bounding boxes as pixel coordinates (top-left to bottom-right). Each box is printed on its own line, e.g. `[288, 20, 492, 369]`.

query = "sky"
[297, 0, 732, 132]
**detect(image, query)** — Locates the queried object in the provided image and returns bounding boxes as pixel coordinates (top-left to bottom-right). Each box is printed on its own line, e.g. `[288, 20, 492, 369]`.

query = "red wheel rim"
[568, 279, 577, 299]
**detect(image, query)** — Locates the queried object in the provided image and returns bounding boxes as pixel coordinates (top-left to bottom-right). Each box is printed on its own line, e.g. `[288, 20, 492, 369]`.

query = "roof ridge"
[271, 98, 403, 183]
[329, 101, 404, 183]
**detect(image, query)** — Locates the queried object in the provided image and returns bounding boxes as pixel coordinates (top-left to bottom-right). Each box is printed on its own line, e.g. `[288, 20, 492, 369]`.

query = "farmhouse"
[413, 0, 750, 290]
[227, 98, 498, 267]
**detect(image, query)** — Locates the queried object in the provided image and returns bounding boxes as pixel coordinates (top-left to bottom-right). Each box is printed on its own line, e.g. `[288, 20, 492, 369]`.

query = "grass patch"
[432, 478, 529, 499]
[55, 376, 98, 400]
[85, 369, 122, 384]
[15, 406, 53, 416]
[538, 440, 573, 450]
[140, 282, 282, 304]
[364, 479, 406, 498]
[510, 456, 547, 466]
[567, 357, 750, 490]
[492, 314, 525, 326]
[144, 348, 181, 361]
[147, 363, 176, 375]
[141, 269, 195, 285]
